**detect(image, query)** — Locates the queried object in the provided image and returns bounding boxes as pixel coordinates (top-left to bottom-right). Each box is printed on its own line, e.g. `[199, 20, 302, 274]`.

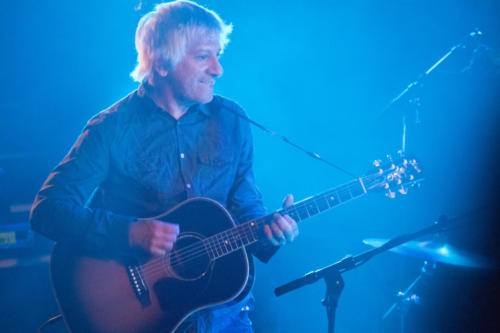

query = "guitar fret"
[240, 224, 249, 245]
[213, 239, 221, 257]
[337, 189, 351, 203]
[233, 227, 242, 248]
[247, 222, 257, 242]
[241, 225, 251, 245]
[316, 196, 330, 212]
[287, 208, 301, 222]
[232, 229, 240, 249]
[305, 203, 318, 216]
[312, 199, 321, 214]
[218, 233, 226, 256]
[351, 181, 366, 197]
[222, 232, 230, 254]
[229, 230, 237, 249]
[297, 205, 310, 220]
[204, 241, 215, 260]
[213, 234, 222, 257]
[326, 193, 336, 207]
[237, 229, 244, 247]
[223, 237, 230, 253]
[224, 232, 231, 251]
[217, 238, 224, 257]
[237, 230, 243, 247]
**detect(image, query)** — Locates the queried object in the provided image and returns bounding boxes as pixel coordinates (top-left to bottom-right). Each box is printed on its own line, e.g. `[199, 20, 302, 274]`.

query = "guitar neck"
[276, 177, 368, 222]
[203, 177, 372, 260]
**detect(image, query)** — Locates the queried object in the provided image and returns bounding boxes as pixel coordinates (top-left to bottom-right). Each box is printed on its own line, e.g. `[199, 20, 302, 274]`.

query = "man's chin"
[199, 93, 214, 104]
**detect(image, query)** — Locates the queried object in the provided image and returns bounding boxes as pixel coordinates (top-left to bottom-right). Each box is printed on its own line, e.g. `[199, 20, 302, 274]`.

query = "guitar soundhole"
[169, 233, 211, 281]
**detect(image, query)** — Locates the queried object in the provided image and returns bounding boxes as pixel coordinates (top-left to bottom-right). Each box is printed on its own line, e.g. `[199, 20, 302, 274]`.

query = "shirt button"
[180, 153, 185, 159]
[186, 183, 192, 189]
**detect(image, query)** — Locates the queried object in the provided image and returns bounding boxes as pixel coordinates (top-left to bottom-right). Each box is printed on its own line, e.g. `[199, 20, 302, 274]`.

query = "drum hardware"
[381, 261, 436, 333]
[362, 238, 494, 269]
[274, 209, 490, 333]
[362, 231, 494, 333]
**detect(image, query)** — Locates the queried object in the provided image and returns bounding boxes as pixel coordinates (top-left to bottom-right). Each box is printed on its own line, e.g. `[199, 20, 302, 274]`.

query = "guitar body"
[51, 198, 249, 333]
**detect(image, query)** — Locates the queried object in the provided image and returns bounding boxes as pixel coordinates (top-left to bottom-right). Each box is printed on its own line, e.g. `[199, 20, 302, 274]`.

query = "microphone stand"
[274, 215, 453, 333]
[378, 29, 483, 154]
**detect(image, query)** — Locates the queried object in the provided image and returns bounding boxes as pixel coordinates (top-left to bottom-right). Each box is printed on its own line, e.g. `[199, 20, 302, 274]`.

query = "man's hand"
[129, 219, 180, 256]
[263, 194, 299, 246]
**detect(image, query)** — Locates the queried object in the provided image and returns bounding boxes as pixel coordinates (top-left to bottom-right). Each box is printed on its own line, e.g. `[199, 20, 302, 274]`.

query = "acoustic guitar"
[50, 155, 422, 332]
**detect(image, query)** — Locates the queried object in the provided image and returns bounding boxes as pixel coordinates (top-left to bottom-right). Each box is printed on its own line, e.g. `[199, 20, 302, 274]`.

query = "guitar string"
[142, 174, 371, 268]
[140, 173, 386, 277]
[140, 173, 386, 276]
[141, 182, 384, 278]
[140, 176, 372, 275]
[152, 161, 416, 274]
[140, 173, 388, 276]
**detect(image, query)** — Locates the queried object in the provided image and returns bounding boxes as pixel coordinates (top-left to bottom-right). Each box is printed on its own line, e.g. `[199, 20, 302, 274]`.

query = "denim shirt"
[30, 86, 277, 262]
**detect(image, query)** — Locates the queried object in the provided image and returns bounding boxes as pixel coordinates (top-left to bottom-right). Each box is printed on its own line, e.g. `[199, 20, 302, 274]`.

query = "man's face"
[166, 33, 223, 106]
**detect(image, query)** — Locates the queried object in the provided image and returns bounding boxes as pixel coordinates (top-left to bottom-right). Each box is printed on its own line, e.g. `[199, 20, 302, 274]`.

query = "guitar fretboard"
[202, 177, 370, 260]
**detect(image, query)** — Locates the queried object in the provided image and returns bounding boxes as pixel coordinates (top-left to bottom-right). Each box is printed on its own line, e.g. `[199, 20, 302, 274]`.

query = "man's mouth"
[200, 79, 215, 86]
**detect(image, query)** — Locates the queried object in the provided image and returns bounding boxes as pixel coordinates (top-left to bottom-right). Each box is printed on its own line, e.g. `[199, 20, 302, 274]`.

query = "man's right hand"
[128, 219, 180, 257]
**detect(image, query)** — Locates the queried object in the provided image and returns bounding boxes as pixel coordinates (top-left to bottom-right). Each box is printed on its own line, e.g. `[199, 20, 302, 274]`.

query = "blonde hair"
[131, 1, 232, 82]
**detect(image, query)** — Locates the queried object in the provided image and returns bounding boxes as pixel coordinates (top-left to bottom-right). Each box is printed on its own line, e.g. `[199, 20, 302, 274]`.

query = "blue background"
[1, 0, 499, 332]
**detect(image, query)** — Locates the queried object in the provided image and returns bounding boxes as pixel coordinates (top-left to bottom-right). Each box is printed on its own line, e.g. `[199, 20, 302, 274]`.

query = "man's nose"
[208, 56, 223, 77]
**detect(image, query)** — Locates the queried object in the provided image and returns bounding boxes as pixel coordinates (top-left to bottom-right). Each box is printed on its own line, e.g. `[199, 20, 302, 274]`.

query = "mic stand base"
[322, 269, 344, 333]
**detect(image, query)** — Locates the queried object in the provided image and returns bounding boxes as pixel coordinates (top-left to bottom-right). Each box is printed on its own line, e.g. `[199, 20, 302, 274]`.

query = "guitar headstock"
[365, 152, 423, 198]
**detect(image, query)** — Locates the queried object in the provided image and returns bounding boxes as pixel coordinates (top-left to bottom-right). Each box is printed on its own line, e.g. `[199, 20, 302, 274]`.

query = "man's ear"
[154, 62, 169, 78]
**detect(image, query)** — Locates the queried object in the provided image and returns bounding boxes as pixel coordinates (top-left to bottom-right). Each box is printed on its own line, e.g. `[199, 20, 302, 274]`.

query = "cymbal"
[363, 238, 494, 269]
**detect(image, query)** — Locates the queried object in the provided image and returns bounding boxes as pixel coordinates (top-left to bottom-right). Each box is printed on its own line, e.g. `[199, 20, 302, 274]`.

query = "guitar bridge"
[126, 263, 151, 307]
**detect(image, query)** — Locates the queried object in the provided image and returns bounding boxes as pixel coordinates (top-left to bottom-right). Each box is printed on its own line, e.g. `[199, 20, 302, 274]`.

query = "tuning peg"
[373, 159, 381, 167]
[398, 169, 406, 178]
[398, 186, 408, 195]
[409, 159, 421, 172]
[386, 190, 396, 199]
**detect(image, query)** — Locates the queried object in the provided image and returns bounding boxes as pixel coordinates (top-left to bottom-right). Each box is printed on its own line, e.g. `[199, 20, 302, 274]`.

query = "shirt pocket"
[196, 147, 236, 198]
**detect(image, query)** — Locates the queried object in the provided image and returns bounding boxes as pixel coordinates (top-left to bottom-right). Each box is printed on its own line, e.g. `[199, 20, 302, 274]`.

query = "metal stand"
[383, 261, 436, 333]
[322, 269, 344, 333]
[273, 214, 457, 333]
[379, 29, 483, 153]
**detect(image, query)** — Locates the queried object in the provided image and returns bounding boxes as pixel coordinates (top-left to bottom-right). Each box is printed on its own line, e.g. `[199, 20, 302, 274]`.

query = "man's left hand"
[264, 194, 299, 246]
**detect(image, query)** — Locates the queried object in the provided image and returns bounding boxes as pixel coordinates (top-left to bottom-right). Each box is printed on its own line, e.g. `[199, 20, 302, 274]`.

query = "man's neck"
[147, 81, 192, 120]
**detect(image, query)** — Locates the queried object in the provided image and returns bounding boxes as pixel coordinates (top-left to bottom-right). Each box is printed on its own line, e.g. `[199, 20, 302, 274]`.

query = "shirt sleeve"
[29, 113, 135, 254]
[226, 107, 279, 263]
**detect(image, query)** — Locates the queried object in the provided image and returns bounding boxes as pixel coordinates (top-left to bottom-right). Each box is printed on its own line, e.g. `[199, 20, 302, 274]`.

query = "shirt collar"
[137, 82, 211, 119]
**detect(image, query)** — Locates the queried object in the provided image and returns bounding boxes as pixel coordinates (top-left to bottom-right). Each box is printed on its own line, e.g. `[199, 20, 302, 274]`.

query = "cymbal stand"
[382, 261, 436, 333]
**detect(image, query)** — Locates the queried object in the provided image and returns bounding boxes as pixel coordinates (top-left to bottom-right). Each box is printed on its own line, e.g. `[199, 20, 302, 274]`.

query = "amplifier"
[0, 223, 34, 249]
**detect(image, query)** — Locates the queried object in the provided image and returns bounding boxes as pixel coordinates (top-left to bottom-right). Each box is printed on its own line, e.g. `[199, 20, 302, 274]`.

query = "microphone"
[461, 28, 495, 73]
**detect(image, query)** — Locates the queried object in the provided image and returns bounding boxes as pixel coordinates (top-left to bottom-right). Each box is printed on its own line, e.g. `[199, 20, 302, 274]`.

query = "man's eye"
[197, 55, 208, 60]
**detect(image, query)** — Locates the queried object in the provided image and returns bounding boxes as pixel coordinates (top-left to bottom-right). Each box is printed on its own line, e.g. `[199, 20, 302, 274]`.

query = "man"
[30, 1, 298, 332]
